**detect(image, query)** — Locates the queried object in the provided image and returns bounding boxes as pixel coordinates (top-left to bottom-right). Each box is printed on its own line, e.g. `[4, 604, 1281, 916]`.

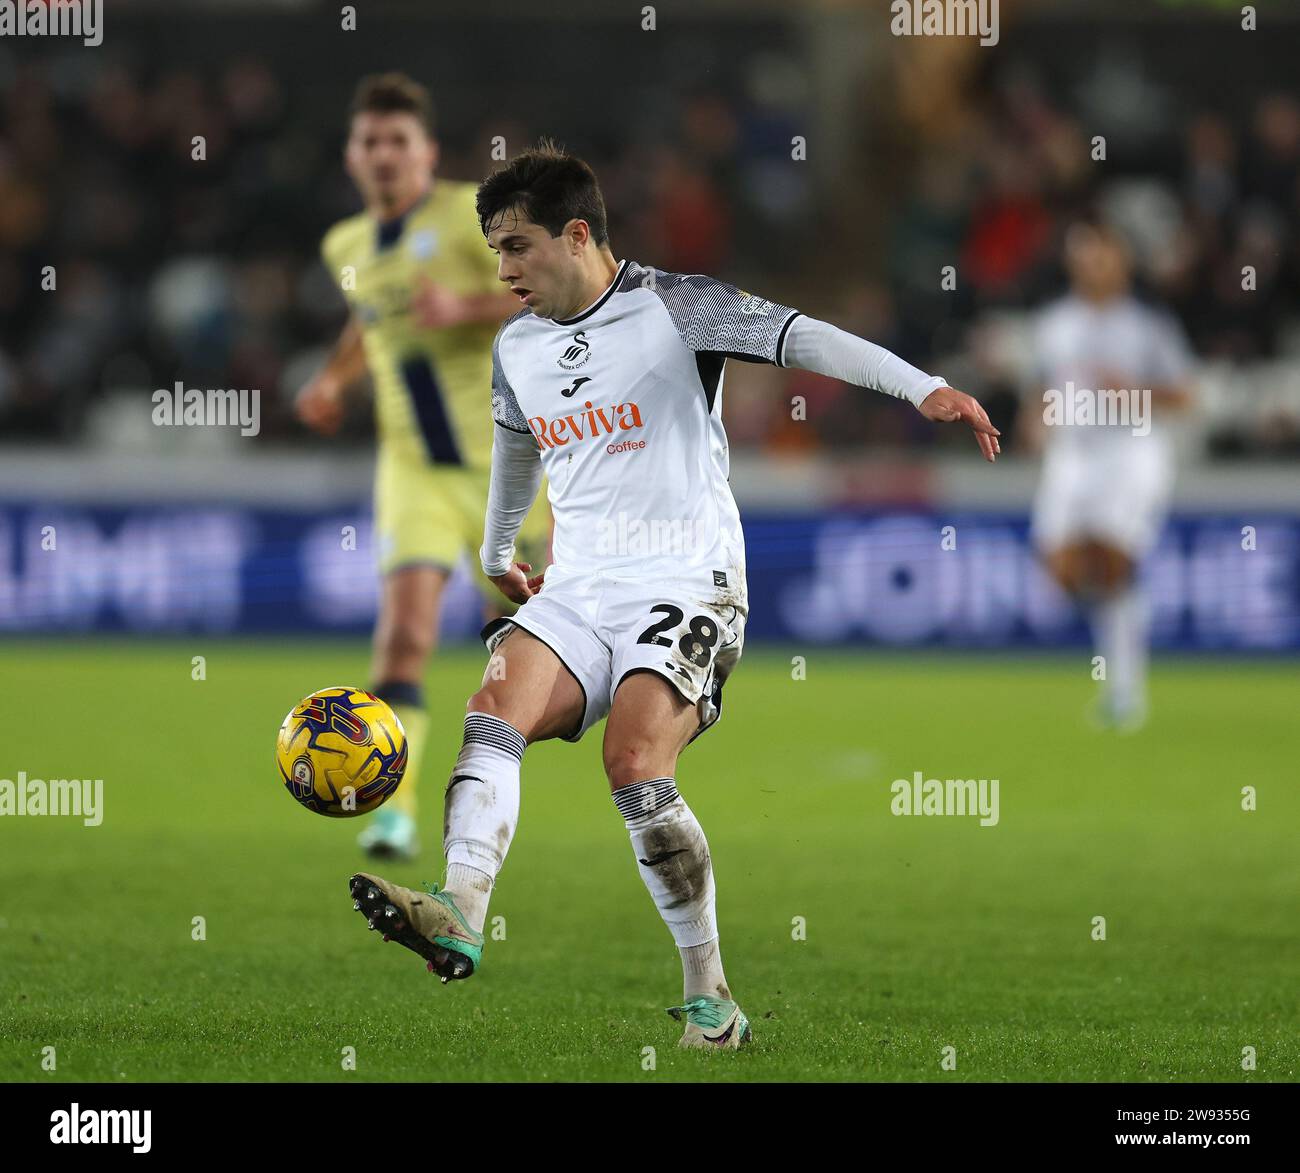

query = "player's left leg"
[603, 670, 752, 1050]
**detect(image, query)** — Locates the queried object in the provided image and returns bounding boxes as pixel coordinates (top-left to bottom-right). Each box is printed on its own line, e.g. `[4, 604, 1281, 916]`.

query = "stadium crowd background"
[2, 1, 1297, 462]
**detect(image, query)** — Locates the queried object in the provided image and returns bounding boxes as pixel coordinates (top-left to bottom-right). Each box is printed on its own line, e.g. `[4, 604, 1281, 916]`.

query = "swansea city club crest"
[557, 330, 592, 370]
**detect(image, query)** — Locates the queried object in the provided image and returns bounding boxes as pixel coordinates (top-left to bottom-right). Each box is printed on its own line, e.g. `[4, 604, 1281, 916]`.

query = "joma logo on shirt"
[529, 401, 644, 449]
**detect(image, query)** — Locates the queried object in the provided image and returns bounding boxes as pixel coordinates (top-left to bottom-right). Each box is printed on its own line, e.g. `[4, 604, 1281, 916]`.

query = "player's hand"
[295, 373, 346, 435]
[411, 275, 469, 329]
[489, 561, 546, 605]
[918, 386, 1001, 462]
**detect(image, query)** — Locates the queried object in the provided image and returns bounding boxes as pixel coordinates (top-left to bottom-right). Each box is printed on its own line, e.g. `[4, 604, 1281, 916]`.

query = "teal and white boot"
[667, 995, 753, 1049]
[356, 807, 420, 861]
[349, 873, 484, 982]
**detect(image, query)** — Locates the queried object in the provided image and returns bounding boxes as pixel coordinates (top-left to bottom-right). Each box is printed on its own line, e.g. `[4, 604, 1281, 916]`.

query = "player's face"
[1065, 229, 1130, 300]
[487, 213, 585, 319]
[345, 111, 437, 213]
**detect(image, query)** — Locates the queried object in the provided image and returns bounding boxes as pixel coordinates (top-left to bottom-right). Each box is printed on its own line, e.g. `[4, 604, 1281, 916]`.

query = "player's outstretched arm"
[480, 424, 545, 604]
[781, 315, 1000, 462]
[295, 315, 368, 435]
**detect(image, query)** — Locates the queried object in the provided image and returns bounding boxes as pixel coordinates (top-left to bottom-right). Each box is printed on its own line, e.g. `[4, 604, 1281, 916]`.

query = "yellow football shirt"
[321, 179, 500, 469]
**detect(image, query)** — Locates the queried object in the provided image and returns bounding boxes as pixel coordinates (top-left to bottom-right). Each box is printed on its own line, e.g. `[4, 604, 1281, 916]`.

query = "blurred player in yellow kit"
[296, 74, 549, 859]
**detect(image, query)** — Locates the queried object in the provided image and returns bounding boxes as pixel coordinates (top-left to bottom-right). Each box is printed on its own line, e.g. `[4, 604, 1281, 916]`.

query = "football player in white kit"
[1030, 222, 1194, 729]
[349, 140, 1000, 1048]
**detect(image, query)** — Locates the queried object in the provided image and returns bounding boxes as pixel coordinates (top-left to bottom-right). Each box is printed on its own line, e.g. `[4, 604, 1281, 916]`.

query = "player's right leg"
[351, 626, 586, 982]
[357, 564, 447, 860]
[1041, 538, 1150, 729]
[1082, 539, 1149, 729]
[1040, 542, 1089, 598]
[355, 449, 467, 860]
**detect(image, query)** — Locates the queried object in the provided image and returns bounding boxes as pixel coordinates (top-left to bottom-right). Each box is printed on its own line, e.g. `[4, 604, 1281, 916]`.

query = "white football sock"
[1092, 584, 1149, 713]
[444, 862, 493, 933]
[442, 712, 524, 933]
[615, 777, 731, 1001]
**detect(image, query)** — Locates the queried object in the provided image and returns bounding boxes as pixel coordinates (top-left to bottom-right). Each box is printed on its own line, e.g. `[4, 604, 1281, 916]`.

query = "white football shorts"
[481, 565, 746, 744]
[1031, 437, 1174, 558]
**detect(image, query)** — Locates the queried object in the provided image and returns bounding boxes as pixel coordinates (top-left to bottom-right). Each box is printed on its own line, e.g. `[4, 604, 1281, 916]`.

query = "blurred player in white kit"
[1029, 221, 1195, 729]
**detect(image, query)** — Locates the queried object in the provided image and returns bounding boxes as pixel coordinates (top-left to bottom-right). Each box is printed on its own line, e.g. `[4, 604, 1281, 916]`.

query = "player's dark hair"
[349, 72, 435, 136]
[476, 138, 609, 247]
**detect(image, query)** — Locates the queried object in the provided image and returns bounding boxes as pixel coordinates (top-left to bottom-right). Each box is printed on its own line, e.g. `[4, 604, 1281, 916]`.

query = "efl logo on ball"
[275, 687, 407, 817]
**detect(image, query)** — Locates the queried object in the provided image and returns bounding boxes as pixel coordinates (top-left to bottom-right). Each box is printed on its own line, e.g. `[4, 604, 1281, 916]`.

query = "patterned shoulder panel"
[619, 260, 800, 364]
[490, 309, 533, 434]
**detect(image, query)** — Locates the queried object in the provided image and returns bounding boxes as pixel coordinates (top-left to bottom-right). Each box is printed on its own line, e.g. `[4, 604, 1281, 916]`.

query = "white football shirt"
[486, 260, 802, 588]
[1035, 293, 1192, 456]
[482, 258, 949, 588]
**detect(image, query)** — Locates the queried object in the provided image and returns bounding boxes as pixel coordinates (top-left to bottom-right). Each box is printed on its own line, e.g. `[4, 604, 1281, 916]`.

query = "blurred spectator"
[0, 13, 1297, 462]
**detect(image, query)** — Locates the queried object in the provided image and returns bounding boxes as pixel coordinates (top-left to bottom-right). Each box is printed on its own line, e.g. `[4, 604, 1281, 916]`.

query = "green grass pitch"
[1, 640, 1295, 1082]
